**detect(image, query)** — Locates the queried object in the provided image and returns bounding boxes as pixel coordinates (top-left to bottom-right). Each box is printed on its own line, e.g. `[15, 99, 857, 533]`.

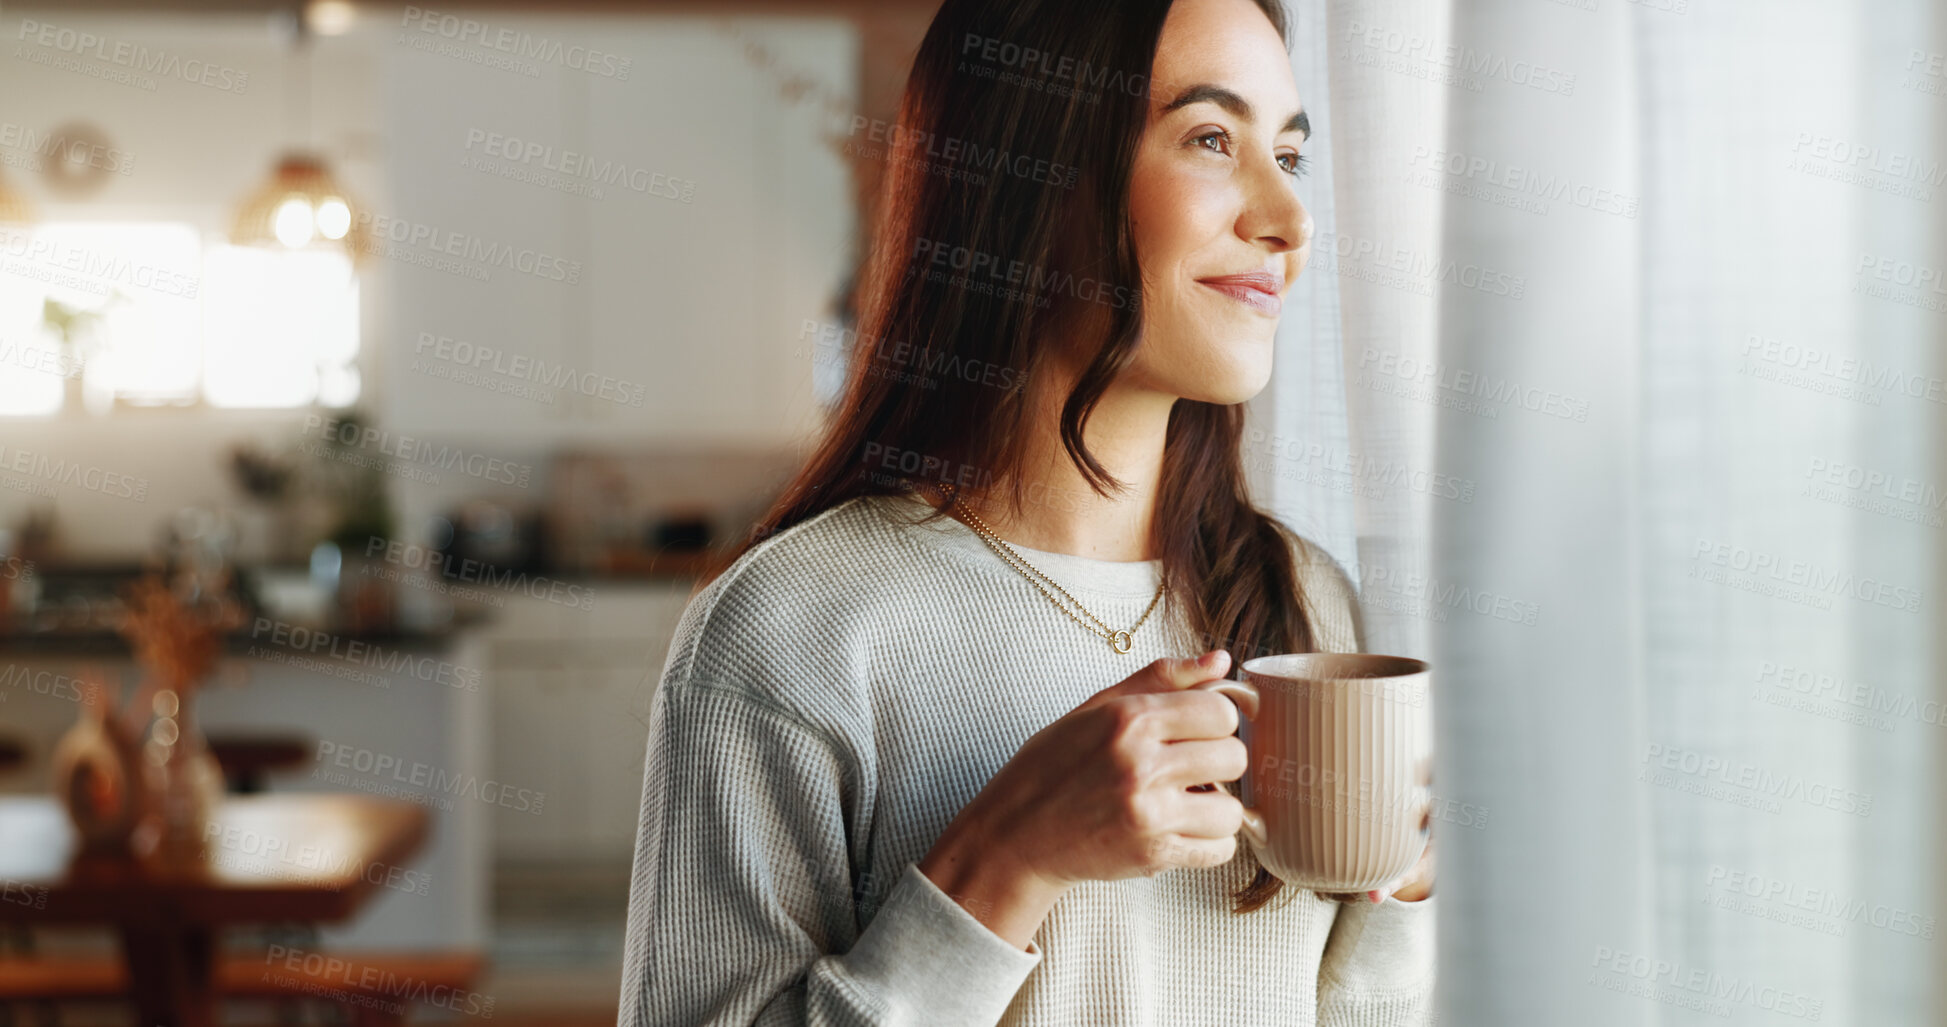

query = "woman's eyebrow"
[1160, 83, 1310, 140]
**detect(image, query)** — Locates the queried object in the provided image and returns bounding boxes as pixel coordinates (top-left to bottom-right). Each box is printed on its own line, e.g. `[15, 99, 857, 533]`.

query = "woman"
[620, 0, 1435, 1022]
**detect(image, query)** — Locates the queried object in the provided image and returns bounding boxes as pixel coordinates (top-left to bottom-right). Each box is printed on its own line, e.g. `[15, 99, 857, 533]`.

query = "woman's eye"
[1192, 130, 1231, 156]
[1278, 152, 1311, 179]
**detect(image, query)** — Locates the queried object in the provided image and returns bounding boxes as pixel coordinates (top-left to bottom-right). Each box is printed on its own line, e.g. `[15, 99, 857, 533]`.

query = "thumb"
[1084, 651, 1232, 709]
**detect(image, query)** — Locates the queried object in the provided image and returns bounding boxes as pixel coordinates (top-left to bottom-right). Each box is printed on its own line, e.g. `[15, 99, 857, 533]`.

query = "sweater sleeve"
[618, 679, 1041, 1026]
[1316, 895, 1437, 1025]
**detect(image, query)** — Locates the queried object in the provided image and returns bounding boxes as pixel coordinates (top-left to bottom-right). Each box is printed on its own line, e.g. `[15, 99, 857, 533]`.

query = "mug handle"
[1194, 680, 1269, 851]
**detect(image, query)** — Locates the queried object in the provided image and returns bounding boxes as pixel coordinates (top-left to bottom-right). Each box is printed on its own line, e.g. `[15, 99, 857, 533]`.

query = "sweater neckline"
[869, 491, 1167, 600]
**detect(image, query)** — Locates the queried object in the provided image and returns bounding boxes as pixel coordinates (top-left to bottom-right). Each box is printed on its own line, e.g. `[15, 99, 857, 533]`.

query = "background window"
[0, 222, 359, 413]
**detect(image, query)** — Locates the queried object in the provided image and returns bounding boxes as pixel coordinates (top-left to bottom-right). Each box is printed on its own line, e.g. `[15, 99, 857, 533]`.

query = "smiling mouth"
[1196, 274, 1283, 317]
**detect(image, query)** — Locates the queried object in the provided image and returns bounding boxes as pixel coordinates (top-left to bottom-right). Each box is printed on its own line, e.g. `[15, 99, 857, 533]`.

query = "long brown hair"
[719, 0, 1313, 914]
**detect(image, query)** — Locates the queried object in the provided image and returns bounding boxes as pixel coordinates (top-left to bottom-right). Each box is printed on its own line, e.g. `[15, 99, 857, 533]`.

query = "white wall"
[0, 10, 854, 559]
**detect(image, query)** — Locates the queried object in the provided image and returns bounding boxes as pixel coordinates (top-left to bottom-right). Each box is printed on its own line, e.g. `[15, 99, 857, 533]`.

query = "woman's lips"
[1196, 273, 1283, 316]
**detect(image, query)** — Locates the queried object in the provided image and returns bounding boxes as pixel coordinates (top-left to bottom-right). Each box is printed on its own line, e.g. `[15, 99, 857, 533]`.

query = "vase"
[131, 684, 224, 866]
[49, 676, 145, 861]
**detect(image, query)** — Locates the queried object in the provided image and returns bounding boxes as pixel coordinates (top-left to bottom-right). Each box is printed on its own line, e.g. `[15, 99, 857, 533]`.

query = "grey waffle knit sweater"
[619, 492, 1436, 1026]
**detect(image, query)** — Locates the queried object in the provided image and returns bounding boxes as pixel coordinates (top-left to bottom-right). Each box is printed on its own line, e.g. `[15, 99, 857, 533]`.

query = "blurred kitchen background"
[0, 1, 930, 1023]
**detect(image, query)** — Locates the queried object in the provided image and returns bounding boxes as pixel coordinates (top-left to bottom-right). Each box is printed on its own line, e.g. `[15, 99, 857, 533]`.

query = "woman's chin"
[1178, 362, 1274, 406]
[1175, 378, 1269, 409]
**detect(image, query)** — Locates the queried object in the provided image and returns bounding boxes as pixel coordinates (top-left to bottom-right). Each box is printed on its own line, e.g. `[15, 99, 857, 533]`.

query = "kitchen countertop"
[0, 618, 487, 657]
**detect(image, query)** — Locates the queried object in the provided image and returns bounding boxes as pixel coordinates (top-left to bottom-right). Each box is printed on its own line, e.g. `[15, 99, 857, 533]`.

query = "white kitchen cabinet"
[379, 42, 574, 441]
[486, 582, 691, 862]
[380, 17, 856, 448]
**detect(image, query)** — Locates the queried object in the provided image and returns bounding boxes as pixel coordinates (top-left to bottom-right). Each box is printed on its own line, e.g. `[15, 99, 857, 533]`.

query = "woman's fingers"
[1158, 779, 1249, 838]
[1107, 688, 1242, 747]
[1381, 841, 1437, 903]
[1145, 833, 1239, 871]
[1155, 736, 1249, 790]
[1082, 652, 1233, 710]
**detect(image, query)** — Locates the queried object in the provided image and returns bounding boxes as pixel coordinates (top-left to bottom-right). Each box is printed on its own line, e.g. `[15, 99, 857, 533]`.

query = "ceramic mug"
[1197, 653, 1431, 892]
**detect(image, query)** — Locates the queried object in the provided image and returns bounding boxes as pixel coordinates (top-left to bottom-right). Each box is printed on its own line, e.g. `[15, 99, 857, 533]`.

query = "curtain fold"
[1262, 0, 1947, 1022]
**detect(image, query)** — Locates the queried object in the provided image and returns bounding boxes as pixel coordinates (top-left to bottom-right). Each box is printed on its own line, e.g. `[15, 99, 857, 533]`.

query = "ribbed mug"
[1196, 654, 1431, 892]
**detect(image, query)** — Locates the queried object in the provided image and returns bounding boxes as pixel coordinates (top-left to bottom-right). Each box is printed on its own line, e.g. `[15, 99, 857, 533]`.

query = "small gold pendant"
[1110, 630, 1133, 654]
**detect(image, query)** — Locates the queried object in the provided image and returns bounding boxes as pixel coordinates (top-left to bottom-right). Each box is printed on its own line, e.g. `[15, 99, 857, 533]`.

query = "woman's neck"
[952, 379, 1175, 562]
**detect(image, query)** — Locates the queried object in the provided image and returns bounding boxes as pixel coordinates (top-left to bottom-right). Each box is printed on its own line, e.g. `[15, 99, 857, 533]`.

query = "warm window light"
[306, 1, 357, 36]
[0, 222, 362, 413]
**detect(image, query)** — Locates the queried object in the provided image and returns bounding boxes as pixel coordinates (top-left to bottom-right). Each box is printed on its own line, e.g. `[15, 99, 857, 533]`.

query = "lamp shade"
[230, 153, 365, 259]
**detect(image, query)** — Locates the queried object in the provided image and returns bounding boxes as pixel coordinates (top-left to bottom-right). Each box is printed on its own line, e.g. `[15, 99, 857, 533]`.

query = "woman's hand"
[919, 650, 1249, 946]
[958, 648, 1249, 884]
[1382, 840, 1435, 903]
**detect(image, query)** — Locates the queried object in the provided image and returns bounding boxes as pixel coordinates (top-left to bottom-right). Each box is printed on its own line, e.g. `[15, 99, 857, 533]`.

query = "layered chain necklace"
[935, 483, 1167, 655]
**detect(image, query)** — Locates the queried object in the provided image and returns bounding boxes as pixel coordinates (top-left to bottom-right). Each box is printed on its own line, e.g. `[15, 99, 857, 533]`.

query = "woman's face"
[1125, 0, 1311, 406]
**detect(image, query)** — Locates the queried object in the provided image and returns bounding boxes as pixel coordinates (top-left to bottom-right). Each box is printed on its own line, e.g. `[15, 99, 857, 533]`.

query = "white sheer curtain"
[1254, 1, 1946, 1023]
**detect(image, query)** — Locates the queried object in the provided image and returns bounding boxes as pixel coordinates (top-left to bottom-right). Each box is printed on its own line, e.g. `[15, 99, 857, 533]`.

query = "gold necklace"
[936, 483, 1167, 654]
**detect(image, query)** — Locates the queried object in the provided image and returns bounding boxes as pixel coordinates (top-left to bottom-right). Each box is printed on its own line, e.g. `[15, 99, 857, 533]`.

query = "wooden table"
[0, 794, 429, 1027]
